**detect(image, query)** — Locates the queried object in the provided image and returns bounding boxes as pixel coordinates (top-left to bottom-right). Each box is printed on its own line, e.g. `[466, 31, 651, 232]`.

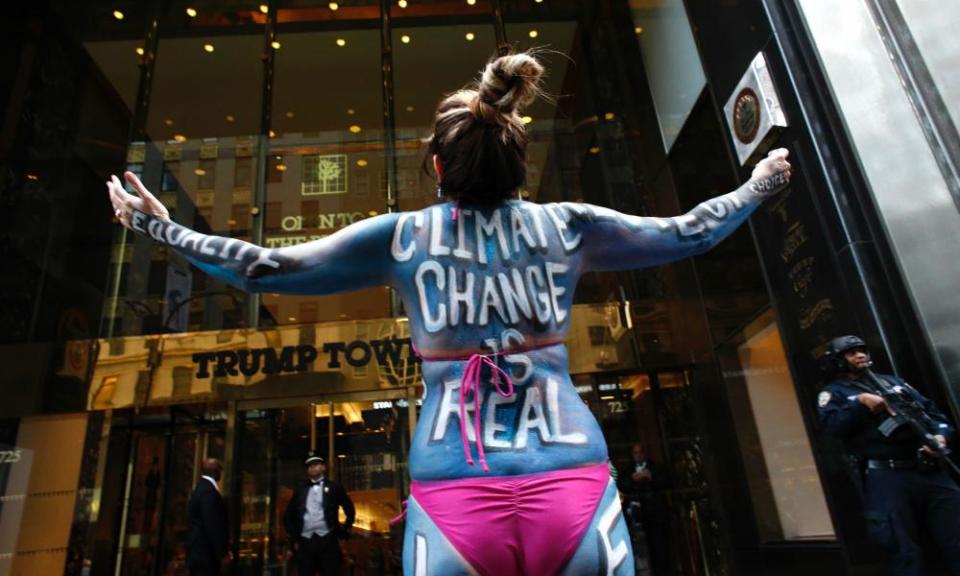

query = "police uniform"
[819, 355, 960, 575]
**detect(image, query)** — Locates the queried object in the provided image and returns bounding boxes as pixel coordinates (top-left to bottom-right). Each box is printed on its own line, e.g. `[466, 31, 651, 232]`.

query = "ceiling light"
[348, 125, 362, 134]
[276, 163, 287, 171]
[288, 316, 296, 322]
[163, 119, 174, 126]
[535, 0, 543, 3]
[466, 0, 476, 5]
[136, 47, 144, 55]
[194, 168, 206, 176]
[173, 134, 187, 142]
[398, 0, 408, 6]
[465, 32, 475, 41]
[589, 146, 601, 154]
[271, 40, 281, 49]
[522, 115, 533, 124]
[203, 43, 215, 52]
[186, 7, 197, 17]
[401, 34, 411, 44]
[634, 26, 643, 34]
[225, 115, 235, 122]
[113, 10, 124, 20]
[285, 111, 295, 118]
[356, 159, 368, 167]
[259, 4, 269, 13]
[528, 29, 538, 38]
[336, 38, 346, 47]
[405, 105, 414, 112]
[329, 2, 339, 9]
[604, 112, 615, 120]
[347, 108, 355, 115]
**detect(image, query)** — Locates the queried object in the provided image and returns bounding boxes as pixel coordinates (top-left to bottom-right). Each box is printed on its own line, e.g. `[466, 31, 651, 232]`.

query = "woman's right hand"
[106, 171, 170, 230]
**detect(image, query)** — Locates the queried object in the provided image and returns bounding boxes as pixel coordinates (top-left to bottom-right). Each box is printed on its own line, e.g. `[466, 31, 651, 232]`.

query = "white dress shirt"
[301, 478, 330, 538]
[201, 475, 220, 493]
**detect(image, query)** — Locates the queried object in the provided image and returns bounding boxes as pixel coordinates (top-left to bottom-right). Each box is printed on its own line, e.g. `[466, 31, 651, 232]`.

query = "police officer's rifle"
[863, 367, 960, 479]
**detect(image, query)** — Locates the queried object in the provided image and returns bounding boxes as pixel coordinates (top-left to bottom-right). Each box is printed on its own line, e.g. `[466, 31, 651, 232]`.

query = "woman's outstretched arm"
[107, 172, 398, 295]
[574, 148, 792, 272]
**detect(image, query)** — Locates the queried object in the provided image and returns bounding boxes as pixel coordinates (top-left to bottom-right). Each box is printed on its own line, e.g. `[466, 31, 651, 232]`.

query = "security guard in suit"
[818, 335, 960, 576]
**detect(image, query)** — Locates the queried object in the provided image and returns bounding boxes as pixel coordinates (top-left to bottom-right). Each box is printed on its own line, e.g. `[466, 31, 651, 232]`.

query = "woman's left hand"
[750, 148, 792, 184]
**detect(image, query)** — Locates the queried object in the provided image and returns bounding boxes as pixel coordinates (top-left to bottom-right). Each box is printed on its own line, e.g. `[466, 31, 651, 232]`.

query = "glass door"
[113, 411, 226, 575]
[236, 396, 413, 576]
[334, 399, 409, 574]
[119, 433, 167, 575]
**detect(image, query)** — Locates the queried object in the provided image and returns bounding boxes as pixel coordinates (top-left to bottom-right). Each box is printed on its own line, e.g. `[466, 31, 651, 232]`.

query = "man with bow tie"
[284, 452, 356, 575]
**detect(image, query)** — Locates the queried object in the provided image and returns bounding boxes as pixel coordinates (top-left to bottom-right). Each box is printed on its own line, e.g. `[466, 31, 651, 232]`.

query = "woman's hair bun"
[477, 52, 545, 115]
[424, 50, 546, 205]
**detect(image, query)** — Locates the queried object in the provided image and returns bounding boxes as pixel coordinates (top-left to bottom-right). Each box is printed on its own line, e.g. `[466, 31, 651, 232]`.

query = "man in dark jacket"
[618, 444, 671, 575]
[818, 335, 960, 576]
[284, 452, 356, 575]
[186, 458, 230, 575]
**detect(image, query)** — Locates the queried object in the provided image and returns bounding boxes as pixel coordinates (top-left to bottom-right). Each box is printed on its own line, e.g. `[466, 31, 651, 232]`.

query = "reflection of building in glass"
[1, 0, 958, 575]
[302, 154, 348, 195]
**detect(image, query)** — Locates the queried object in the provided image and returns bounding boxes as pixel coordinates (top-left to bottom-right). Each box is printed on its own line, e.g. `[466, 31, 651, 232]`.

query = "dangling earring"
[436, 184, 443, 199]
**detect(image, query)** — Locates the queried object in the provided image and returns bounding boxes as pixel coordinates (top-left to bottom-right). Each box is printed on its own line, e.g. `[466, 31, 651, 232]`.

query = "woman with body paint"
[108, 51, 791, 576]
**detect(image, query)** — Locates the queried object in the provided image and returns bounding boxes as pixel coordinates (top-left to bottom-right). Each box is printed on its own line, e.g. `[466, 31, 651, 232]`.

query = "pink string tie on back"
[389, 499, 408, 526]
[459, 353, 514, 473]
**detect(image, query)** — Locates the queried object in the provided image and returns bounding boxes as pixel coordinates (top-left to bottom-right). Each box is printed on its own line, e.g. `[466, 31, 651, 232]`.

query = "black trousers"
[863, 467, 960, 576]
[296, 533, 342, 576]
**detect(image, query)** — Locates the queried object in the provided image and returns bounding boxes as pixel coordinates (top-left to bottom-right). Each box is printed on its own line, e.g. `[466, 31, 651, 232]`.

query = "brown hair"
[426, 51, 545, 205]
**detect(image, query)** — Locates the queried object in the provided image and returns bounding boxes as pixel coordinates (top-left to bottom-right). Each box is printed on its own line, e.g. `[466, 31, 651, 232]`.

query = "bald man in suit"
[186, 458, 231, 575]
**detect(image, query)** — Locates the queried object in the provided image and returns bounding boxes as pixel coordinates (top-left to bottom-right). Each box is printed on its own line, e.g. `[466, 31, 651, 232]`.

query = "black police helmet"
[822, 335, 868, 374]
[826, 335, 867, 356]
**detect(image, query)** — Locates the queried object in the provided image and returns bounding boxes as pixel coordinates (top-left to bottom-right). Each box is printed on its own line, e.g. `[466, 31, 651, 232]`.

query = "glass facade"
[2, 0, 958, 575]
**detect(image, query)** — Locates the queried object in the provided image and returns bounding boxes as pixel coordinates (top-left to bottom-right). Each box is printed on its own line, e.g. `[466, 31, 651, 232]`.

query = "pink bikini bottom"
[410, 462, 611, 576]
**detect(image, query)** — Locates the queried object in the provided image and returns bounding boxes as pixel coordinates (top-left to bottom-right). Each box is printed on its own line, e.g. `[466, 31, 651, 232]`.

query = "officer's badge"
[818, 391, 832, 407]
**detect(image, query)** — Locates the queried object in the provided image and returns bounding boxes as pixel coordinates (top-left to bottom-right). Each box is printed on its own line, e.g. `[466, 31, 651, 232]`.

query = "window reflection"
[393, 23, 498, 211]
[391, 0, 495, 20]
[84, 39, 143, 114]
[147, 35, 263, 141]
[721, 312, 835, 541]
[264, 27, 390, 326]
[101, 7, 266, 336]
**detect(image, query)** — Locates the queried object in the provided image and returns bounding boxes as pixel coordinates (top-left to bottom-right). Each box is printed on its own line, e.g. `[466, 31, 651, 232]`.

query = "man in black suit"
[619, 444, 672, 575]
[186, 458, 230, 575]
[284, 452, 356, 575]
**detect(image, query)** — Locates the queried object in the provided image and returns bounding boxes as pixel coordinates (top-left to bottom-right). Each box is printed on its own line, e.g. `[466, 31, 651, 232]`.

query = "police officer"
[818, 335, 960, 575]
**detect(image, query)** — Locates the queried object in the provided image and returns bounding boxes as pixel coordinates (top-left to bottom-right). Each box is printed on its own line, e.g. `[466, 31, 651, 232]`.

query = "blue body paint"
[130, 175, 784, 574]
